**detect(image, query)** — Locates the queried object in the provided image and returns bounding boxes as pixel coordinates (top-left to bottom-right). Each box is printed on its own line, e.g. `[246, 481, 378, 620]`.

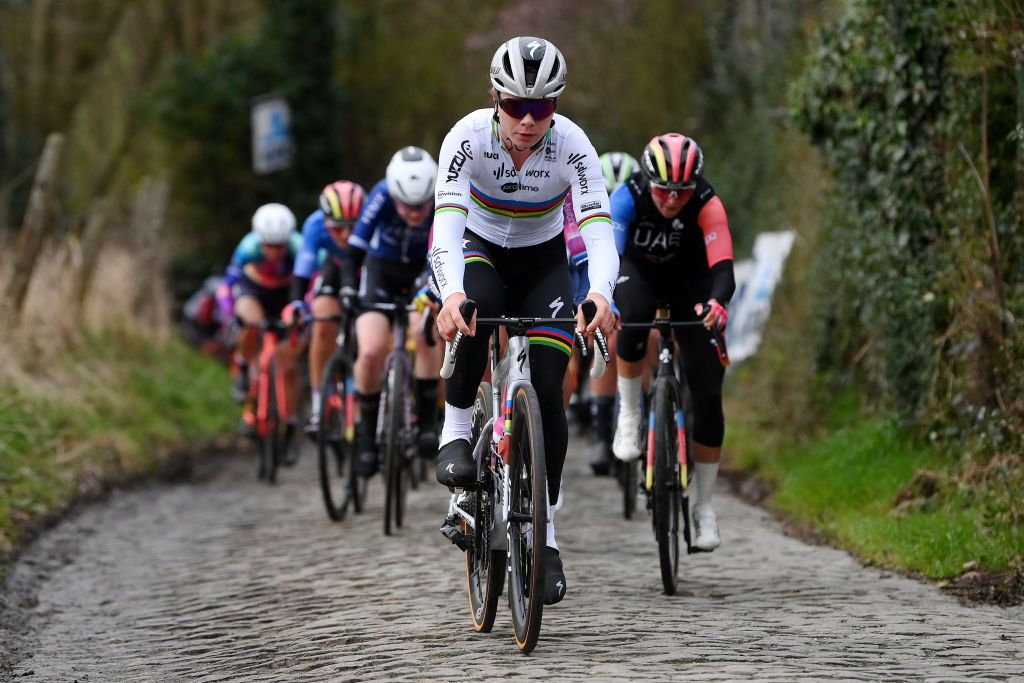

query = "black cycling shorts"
[614, 256, 726, 447]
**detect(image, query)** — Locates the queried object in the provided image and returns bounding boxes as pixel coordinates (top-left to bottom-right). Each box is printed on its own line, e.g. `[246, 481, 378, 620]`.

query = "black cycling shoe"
[589, 441, 614, 477]
[283, 424, 300, 466]
[417, 427, 439, 458]
[435, 439, 476, 488]
[354, 447, 379, 477]
[543, 546, 567, 605]
[303, 414, 320, 442]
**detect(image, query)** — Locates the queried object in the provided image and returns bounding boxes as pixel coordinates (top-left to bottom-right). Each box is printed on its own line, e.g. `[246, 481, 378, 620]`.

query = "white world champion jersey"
[431, 108, 618, 302]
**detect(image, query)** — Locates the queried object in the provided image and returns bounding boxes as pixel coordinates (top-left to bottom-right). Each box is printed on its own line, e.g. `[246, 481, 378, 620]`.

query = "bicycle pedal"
[440, 517, 473, 551]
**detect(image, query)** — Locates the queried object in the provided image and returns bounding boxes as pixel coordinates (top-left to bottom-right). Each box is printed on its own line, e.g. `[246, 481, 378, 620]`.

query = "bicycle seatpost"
[440, 299, 477, 380]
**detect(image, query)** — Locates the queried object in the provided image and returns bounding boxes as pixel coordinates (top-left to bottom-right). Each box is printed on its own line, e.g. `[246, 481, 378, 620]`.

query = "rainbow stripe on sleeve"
[435, 203, 468, 217]
[577, 213, 612, 230]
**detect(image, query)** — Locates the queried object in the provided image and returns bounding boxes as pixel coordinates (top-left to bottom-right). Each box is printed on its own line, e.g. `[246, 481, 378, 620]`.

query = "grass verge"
[726, 386, 1024, 581]
[0, 330, 236, 571]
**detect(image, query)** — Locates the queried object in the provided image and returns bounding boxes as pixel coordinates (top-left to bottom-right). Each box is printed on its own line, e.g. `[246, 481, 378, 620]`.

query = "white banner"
[251, 94, 294, 175]
[727, 230, 796, 363]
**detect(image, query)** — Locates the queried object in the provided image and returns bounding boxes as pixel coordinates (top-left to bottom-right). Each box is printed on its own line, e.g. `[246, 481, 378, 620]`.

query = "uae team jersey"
[430, 109, 618, 304]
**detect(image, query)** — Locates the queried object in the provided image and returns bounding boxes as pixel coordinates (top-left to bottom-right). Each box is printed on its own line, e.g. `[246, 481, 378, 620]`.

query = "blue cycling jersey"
[293, 209, 346, 280]
[225, 231, 302, 289]
[349, 179, 432, 264]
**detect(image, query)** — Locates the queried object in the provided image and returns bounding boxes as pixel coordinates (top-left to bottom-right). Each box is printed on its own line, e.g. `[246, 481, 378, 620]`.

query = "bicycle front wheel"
[261, 356, 281, 484]
[465, 382, 504, 633]
[318, 355, 352, 521]
[383, 356, 407, 536]
[653, 380, 681, 594]
[507, 383, 546, 654]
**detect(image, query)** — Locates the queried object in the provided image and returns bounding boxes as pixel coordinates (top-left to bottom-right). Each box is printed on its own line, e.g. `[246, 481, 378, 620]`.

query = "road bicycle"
[618, 303, 729, 594]
[238, 315, 304, 484]
[438, 299, 607, 654]
[313, 305, 366, 522]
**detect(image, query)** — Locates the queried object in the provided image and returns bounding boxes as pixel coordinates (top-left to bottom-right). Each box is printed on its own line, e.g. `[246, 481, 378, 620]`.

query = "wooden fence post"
[71, 197, 112, 323]
[130, 175, 171, 328]
[4, 132, 65, 323]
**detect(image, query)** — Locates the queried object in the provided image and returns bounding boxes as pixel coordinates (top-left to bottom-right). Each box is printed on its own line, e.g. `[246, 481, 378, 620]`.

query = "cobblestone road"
[3, 437, 1023, 682]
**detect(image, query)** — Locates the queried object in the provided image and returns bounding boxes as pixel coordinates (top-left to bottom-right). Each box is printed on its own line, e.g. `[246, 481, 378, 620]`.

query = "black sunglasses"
[497, 95, 557, 120]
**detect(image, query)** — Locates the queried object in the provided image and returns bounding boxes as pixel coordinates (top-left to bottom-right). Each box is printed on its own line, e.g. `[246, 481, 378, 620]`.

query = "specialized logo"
[617, 275, 630, 285]
[446, 139, 473, 183]
[517, 348, 528, 373]
[526, 40, 543, 59]
[566, 152, 590, 195]
[446, 463, 455, 473]
[556, 580, 564, 593]
[549, 296, 565, 317]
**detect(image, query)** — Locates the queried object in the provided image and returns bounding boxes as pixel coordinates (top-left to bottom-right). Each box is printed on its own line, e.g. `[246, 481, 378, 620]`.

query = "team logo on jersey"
[446, 139, 473, 183]
[704, 231, 718, 245]
[566, 152, 590, 195]
[671, 218, 685, 231]
[581, 201, 601, 212]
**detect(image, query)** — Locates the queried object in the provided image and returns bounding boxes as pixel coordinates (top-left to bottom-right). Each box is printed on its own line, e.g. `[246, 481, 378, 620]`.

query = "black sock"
[358, 391, 381, 442]
[415, 379, 439, 431]
[591, 395, 615, 444]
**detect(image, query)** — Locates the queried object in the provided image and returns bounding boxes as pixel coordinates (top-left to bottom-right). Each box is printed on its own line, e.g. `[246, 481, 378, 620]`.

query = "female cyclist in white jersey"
[430, 36, 618, 605]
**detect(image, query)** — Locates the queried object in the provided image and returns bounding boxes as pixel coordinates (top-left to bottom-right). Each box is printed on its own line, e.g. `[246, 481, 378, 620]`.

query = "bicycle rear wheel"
[653, 380, 680, 594]
[465, 382, 504, 633]
[318, 355, 352, 521]
[507, 383, 546, 654]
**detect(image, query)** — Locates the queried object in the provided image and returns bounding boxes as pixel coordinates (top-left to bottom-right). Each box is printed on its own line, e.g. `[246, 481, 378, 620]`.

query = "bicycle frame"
[446, 329, 535, 556]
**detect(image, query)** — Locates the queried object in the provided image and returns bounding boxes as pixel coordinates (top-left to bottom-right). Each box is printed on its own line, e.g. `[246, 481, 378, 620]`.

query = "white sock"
[311, 387, 321, 418]
[546, 503, 558, 551]
[439, 402, 473, 447]
[694, 461, 719, 513]
[618, 375, 643, 418]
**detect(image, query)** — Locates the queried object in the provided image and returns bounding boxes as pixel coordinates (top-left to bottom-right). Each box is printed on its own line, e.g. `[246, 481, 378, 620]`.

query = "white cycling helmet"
[252, 203, 296, 244]
[386, 146, 438, 206]
[490, 36, 567, 99]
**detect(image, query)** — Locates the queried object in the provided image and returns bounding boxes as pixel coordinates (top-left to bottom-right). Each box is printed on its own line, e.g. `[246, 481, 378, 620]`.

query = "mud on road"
[2, 437, 1023, 681]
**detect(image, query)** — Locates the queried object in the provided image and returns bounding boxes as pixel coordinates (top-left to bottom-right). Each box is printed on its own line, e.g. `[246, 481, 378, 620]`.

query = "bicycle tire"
[620, 454, 638, 520]
[465, 382, 504, 633]
[318, 355, 351, 521]
[383, 357, 405, 536]
[262, 356, 280, 484]
[653, 379, 680, 594]
[507, 383, 546, 654]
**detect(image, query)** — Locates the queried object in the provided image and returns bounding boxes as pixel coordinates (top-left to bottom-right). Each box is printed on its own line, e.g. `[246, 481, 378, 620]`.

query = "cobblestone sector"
[3, 438, 1023, 681]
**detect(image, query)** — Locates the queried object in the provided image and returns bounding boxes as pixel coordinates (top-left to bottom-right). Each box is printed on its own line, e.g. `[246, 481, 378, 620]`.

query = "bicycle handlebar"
[440, 299, 477, 380]
[618, 314, 730, 368]
[579, 299, 611, 379]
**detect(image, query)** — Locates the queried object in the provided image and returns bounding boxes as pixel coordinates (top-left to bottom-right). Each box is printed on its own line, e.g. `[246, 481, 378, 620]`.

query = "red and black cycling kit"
[610, 173, 736, 447]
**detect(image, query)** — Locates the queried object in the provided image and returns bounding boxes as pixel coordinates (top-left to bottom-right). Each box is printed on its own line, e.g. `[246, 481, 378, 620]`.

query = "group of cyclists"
[215, 36, 736, 609]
